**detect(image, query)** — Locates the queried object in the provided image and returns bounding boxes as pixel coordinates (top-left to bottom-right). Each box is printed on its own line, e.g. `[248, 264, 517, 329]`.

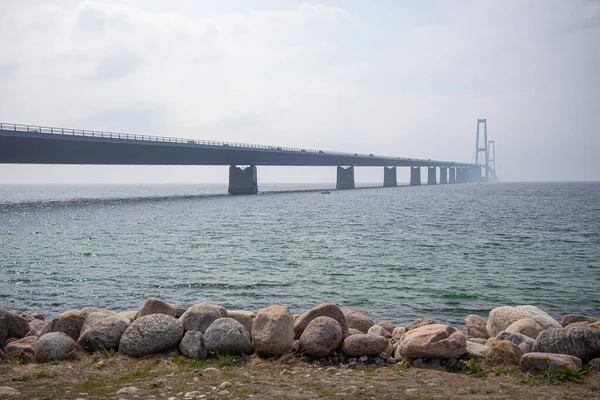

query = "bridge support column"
[449, 167, 456, 184]
[456, 167, 463, 183]
[336, 166, 355, 189]
[427, 167, 436, 185]
[440, 167, 448, 184]
[228, 165, 258, 195]
[410, 167, 421, 186]
[383, 166, 397, 187]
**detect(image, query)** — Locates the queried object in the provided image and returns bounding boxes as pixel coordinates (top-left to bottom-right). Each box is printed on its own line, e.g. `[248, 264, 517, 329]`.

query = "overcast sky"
[0, 0, 598, 184]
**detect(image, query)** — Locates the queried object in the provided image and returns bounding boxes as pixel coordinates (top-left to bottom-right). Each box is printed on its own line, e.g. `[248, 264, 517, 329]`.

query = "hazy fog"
[0, 0, 598, 184]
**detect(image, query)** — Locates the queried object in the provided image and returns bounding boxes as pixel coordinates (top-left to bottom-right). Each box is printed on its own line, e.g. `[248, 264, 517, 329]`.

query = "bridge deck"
[0, 123, 476, 168]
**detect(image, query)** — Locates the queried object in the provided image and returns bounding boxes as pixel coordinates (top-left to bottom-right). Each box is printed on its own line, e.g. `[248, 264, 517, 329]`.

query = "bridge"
[0, 122, 493, 194]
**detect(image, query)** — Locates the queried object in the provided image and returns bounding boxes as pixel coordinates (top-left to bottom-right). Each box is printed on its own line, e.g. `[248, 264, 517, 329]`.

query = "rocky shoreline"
[2, 299, 600, 378]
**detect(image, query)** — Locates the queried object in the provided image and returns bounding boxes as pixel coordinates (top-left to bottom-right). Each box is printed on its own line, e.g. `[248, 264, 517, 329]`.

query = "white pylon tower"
[475, 118, 489, 181]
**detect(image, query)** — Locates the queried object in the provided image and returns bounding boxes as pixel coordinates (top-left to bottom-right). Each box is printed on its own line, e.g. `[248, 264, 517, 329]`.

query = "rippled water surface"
[1, 182, 599, 326]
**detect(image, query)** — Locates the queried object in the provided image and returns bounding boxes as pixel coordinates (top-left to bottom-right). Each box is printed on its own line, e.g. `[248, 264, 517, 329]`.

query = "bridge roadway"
[0, 123, 487, 194]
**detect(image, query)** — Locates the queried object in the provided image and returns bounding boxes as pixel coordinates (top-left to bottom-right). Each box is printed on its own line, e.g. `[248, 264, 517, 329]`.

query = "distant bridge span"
[0, 123, 489, 194]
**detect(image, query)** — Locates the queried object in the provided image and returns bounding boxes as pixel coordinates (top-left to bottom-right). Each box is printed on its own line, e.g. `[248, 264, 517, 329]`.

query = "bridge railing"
[0, 122, 386, 159]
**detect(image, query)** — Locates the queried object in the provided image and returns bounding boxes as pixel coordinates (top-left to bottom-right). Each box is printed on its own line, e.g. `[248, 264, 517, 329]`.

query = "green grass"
[73, 364, 161, 396]
[464, 359, 487, 378]
[99, 346, 116, 358]
[520, 365, 593, 386]
[215, 353, 234, 367]
[494, 365, 506, 376]
[393, 363, 409, 376]
[49, 360, 60, 365]
[11, 369, 49, 382]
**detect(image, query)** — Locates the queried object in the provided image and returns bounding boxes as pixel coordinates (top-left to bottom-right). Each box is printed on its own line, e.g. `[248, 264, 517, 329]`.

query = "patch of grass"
[49, 360, 60, 365]
[40, 395, 59, 400]
[216, 353, 233, 367]
[74, 364, 160, 396]
[393, 363, 409, 376]
[170, 354, 187, 365]
[10, 360, 24, 366]
[11, 369, 49, 382]
[304, 382, 338, 399]
[520, 365, 593, 386]
[494, 365, 506, 376]
[100, 346, 116, 358]
[464, 359, 487, 378]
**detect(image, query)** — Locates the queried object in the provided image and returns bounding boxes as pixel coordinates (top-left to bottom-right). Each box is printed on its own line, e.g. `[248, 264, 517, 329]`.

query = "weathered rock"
[520, 352, 582, 373]
[172, 304, 189, 319]
[590, 321, 600, 329]
[135, 298, 176, 319]
[26, 319, 48, 337]
[227, 310, 256, 335]
[34, 332, 78, 362]
[398, 324, 466, 359]
[341, 308, 373, 333]
[466, 341, 486, 360]
[6, 311, 29, 339]
[367, 325, 392, 339]
[299, 316, 343, 359]
[565, 321, 592, 330]
[4, 337, 37, 362]
[380, 343, 394, 359]
[468, 338, 488, 345]
[514, 306, 561, 330]
[204, 318, 252, 355]
[588, 357, 600, 371]
[77, 311, 129, 351]
[465, 314, 489, 339]
[119, 314, 184, 357]
[179, 302, 227, 333]
[483, 340, 523, 366]
[0, 386, 21, 397]
[495, 331, 535, 353]
[294, 303, 349, 339]
[391, 327, 406, 343]
[42, 308, 100, 341]
[487, 307, 529, 338]
[505, 318, 543, 339]
[377, 321, 396, 334]
[341, 334, 388, 357]
[532, 326, 600, 363]
[178, 330, 207, 360]
[561, 314, 600, 327]
[0, 310, 8, 348]
[118, 311, 137, 322]
[348, 328, 363, 336]
[406, 318, 437, 332]
[252, 305, 294, 358]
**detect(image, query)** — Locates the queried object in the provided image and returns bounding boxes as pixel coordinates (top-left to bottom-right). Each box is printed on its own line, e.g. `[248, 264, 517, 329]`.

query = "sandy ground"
[1, 353, 599, 400]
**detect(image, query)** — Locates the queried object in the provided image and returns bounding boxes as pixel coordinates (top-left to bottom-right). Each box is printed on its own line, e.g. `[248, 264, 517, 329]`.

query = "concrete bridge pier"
[449, 167, 456, 184]
[228, 165, 258, 195]
[383, 166, 397, 187]
[410, 167, 421, 186]
[456, 167, 463, 183]
[440, 167, 448, 184]
[427, 167, 437, 185]
[336, 166, 355, 189]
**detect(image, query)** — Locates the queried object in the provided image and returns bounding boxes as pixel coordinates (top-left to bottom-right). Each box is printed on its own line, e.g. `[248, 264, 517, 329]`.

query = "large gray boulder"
[341, 333, 388, 357]
[294, 303, 349, 339]
[532, 326, 600, 363]
[514, 306, 561, 330]
[42, 308, 101, 341]
[179, 330, 207, 360]
[119, 314, 184, 357]
[34, 332, 78, 362]
[136, 298, 177, 319]
[179, 302, 227, 333]
[465, 341, 486, 361]
[520, 352, 582, 373]
[367, 325, 392, 339]
[252, 305, 294, 358]
[487, 307, 529, 338]
[77, 311, 129, 351]
[495, 331, 535, 353]
[227, 310, 255, 335]
[465, 314, 489, 339]
[299, 316, 342, 359]
[203, 318, 252, 355]
[377, 321, 396, 334]
[341, 308, 373, 333]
